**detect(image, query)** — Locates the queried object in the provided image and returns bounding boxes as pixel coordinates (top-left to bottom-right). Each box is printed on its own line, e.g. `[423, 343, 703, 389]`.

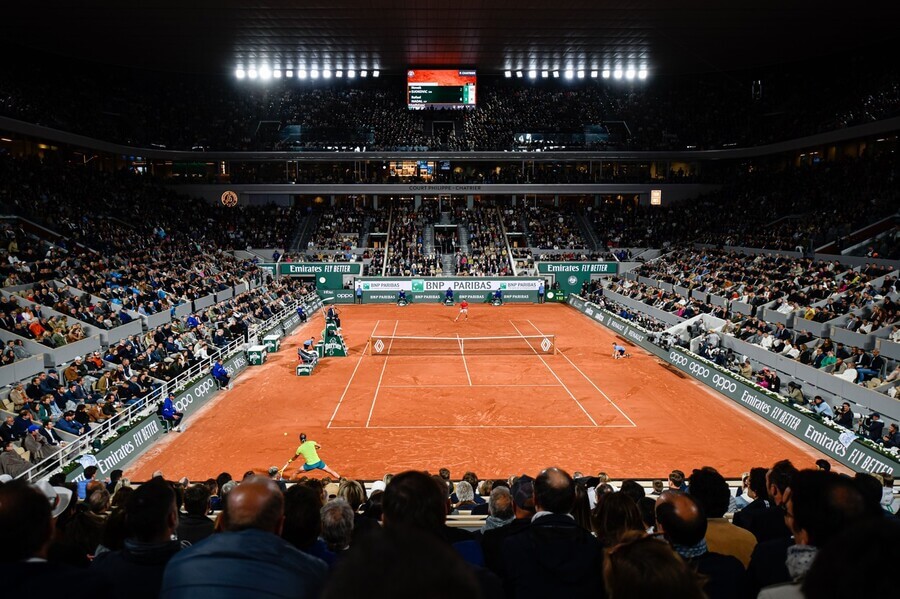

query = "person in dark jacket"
[501, 467, 606, 598]
[91, 478, 182, 599]
[481, 475, 536, 578]
[655, 491, 746, 599]
[176, 483, 215, 545]
[734, 459, 797, 543]
[160, 477, 327, 599]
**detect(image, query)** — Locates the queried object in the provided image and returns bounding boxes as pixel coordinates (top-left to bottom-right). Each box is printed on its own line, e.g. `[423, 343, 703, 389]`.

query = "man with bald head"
[161, 476, 327, 599]
[501, 467, 605, 597]
[655, 491, 746, 599]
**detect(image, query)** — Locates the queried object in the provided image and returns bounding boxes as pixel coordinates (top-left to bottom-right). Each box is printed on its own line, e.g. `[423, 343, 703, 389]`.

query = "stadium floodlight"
[259, 66, 272, 80]
[638, 67, 648, 80]
[286, 70, 294, 78]
[602, 69, 611, 79]
[625, 67, 636, 80]
[297, 69, 307, 79]
[541, 70, 549, 78]
[504, 70, 512, 78]
[235, 68, 246, 79]
[564, 69, 574, 79]
[528, 69, 537, 79]
[590, 70, 598, 78]
[335, 70, 343, 78]
[347, 69, 356, 78]
[577, 70, 585, 79]
[613, 67, 623, 79]
[247, 68, 258, 79]
[373, 70, 380, 77]
[516, 70, 523, 78]
[360, 70, 368, 77]
[310, 69, 319, 79]
[552, 70, 560, 78]
[273, 69, 282, 79]
[322, 69, 332, 79]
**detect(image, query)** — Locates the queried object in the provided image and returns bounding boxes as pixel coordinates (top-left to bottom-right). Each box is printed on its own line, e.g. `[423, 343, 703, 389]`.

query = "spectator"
[320, 498, 354, 555]
[603, 532, 707, 599]
[480, 474, 535, 578]
[757, 470, 871, 598]
[161, 477, 327, 598]
[0, 439, 30, 477]
[655, 491, 746, 599]
[501, 467, 605, 597]
[479, 486, 515, 533]
[176, 483, 215, 545]
[282, 483, 335, 567]
[688, 466, 758, 568]
[91, 478, 182, 599]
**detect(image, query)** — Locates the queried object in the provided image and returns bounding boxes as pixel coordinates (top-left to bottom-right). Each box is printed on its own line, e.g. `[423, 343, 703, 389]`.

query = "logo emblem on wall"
[220, 191, 238, 207]
[567, 275, 578, 286]
[411, 279, 425, 292]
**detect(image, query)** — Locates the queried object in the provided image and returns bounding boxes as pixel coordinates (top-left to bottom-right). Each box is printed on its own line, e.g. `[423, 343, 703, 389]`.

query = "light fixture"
[590, 70, 598, 78]
[564, 69, 574, 79]
[235, 68, 246, 79]
[273, 69, 282, 79]
[259, 66, 271, 80]
[638, 67, 648, 80]
[347, 69, 356, 78]
[247, 68, 258, 79]
[541, 70, 549, 78]
[286, 70, 294, 78]
[298, 69, 307, 79]
[613, 67, 623, 79]
[504, 70, 512, 78]
[322, 69, 332, 79]
[602, 69, 610, 79]
[360, 70, 368, 77]
[528, 69, 536, 79]
[335, 70, 343, 78]
[576, 70, 585, 79]
[625, 67, 636, 80]
[552, 70, 560, 78]
[310, 69, 319, 79]
[373, 70, 380, 77]
[516, 70, 523, 78]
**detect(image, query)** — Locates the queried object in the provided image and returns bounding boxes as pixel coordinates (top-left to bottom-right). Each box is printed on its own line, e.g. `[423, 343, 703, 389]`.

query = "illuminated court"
[130, 303, 828, 480]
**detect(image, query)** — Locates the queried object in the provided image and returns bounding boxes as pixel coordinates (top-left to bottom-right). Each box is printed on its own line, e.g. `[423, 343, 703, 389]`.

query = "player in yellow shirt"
[285, 433, 340, 478]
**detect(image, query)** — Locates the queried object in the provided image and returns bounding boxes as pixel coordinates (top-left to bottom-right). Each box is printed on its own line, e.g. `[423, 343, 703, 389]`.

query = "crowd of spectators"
[1, 458, 896, 597]
[306, 206, 369, 251]
[2, 54, 899, 152]
[383, 206, 440, 276]
[455, 207, 512, 276]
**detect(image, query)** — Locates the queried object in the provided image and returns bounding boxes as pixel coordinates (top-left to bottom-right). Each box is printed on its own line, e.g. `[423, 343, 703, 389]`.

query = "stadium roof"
[5, 0, 898, 76]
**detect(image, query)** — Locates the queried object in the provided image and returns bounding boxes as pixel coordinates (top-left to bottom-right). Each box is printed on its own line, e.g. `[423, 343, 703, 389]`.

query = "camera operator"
[834, 402, 854, 429]
[862, 412, 885, 441]
[882, 422, 899, 448]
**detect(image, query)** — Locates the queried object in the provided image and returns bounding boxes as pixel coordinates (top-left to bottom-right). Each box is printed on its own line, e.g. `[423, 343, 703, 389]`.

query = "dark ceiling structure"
[5, 1, 899, 76]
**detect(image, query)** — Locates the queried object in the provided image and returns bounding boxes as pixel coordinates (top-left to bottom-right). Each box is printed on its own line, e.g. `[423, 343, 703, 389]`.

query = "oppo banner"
[567, 295, 898, 476]
[66, 352, 251, 482]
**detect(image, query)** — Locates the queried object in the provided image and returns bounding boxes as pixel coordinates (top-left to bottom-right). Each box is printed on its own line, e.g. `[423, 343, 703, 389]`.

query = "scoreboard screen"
[407, 69, 477, 109]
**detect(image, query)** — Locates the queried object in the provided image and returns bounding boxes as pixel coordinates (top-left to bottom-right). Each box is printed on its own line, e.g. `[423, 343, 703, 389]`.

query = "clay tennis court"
[130, 303, 827, 481]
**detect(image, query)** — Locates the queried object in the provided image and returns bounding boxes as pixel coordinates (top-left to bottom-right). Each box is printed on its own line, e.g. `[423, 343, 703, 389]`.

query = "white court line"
[508, 320, 599, 427]
[330, 424, 635, 430]
[327, 320, 381, 428]
[365, 320, 399, 428]
[379, 384, 560, 388]
[527, 319, 637, 427]
[457, 333, 472, 386]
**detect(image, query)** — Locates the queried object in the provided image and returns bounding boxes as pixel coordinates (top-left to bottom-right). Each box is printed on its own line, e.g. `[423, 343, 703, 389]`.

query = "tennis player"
[612, 343, 630, 359]
[454, 299, 469, 322]
[286, 433, 340, 478]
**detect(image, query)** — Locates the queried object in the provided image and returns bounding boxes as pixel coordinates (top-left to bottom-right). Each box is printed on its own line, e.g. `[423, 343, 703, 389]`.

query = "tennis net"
[368, 334, 556, 356]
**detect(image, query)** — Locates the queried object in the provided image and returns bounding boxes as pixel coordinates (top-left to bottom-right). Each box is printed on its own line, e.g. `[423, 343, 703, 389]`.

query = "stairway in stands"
[441, 254, 455, 275]
[358, 215, 373, 249]
[423, 223, 435, 254]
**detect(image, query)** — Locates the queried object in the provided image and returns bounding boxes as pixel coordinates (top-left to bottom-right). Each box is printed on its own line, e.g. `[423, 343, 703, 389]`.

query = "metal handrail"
[15, 292, 320, 482]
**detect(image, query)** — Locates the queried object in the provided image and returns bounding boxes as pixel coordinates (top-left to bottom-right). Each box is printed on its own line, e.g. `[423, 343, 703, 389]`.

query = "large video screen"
[407, 69, 477, 109]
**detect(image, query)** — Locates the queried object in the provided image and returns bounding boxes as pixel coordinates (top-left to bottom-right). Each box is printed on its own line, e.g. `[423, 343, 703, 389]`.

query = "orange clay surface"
[130, 303, 827, 481]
